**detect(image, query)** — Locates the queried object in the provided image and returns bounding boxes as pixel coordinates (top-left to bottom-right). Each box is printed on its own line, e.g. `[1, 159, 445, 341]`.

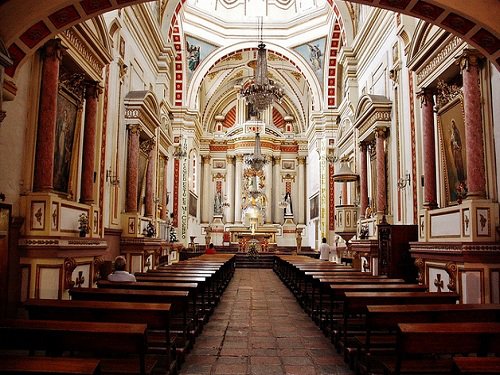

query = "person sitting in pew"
[108, 255, 136, 282]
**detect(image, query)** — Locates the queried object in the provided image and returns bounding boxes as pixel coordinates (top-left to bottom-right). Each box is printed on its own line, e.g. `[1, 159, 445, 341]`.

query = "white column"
[202, 155, 211, 223]
[234, 155, 243, 223]
[235, 85, 245, 123]
[298, 156, 306, 224]
[226, 156, 235, 223]
[264, 156, 272, 224]
[273, 156, 281, 224]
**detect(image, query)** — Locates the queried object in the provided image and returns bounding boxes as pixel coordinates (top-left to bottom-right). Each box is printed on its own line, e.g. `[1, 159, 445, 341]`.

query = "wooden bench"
[0, 319, 154, 375]
[318, 284, 427, 334]
[355, 303, 500, 374]
[381, 322, 500, 375]
[452, 357, 500, 374]
[0, 356, 101, 374]
[337, 292, 459, 358]
[132, 275, 212, 321]
[24, 299, 175, 374]
[96, 280, 202, 334]
[69, 288, 192, 361]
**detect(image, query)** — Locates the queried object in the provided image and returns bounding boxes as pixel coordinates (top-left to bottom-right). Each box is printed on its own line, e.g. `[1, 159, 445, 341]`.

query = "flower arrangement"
[78, 213, 90, 236]
[247, 241, 259, 259]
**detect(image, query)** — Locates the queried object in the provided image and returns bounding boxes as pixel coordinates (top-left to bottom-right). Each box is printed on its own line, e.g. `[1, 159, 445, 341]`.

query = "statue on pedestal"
[283, 192, 293, 216]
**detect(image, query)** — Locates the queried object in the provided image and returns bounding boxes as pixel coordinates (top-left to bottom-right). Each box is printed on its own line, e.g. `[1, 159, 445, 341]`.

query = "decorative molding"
[435, 79, 462, 110]
[63, 29, 105, 76]
[415, 257, 425, 285]
[93, 256, 104, 283]
[63, 257, 77, 290]
[445, 261, 458, 291]
[416, 36, 462, 86]
[59, 72, 86, 100]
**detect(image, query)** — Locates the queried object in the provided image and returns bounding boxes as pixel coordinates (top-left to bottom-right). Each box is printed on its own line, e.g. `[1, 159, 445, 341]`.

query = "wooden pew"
[382, 322, 500, 375]
[133, 275, 211, 321]
[24, 299, 175, 374]
[0, 319, 154, 375]
[96, 280, 202, 334]
[452, 357, 500, 374]
[318, 284, 427, 334]
[356, 303, 500, 374]
[143, 271, 219, 301]
[0, 357, 101, 374]
[337, 292, 460, 358]
[69, 288, 192, 361]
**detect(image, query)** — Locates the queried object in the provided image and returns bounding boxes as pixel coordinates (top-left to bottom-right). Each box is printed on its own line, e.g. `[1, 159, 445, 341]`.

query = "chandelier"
[245, 133, 267, 171]
[240, 18, 284, 113]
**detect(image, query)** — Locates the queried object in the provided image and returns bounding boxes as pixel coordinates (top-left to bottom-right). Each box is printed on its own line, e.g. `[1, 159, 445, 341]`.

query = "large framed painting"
[437, 97, 466, 206]
[53, 90, 81, 193]
[310, 194, 319, 220]
[189, 192, 197, 218]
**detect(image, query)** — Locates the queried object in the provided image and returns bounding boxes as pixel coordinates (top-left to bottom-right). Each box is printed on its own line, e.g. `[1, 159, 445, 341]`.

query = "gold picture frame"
[437, 97, 466, 206]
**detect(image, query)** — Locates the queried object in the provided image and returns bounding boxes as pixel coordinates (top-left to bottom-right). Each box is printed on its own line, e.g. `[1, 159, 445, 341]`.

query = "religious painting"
[476, 208, 490, 237]
[213, 159, 226, 169]
[51, 203, 58, 231]
[437, 97, 466, 206]
[93, 211, 98, 234]
[462, 209, 470, 237]
[185, 35, 218, 81]
[310, 194, 319, 220]
[128, 217, 136, 234]
[53, 90, 80, 193]
[293, 37, 326, 88]
[282, 160, 295, 170]
[31, 201, 45, 230]
[189, 192, 197, 217]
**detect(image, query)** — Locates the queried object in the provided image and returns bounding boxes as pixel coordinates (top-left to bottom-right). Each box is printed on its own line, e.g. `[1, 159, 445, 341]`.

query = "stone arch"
[186, 42, 324, 114]
[0, 0, 498, 78]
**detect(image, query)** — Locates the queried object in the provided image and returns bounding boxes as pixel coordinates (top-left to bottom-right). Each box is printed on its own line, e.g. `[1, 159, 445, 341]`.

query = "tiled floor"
[179, 269, 352, 375]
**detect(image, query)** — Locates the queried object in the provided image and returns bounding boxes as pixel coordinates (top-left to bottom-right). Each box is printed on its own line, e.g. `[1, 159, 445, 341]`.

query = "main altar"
[227, 225, 279, 252]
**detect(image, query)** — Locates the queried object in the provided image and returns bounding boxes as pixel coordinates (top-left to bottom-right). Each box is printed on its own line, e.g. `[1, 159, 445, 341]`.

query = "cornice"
[61, 28, 106, 79]
[414, 35, 465, 87]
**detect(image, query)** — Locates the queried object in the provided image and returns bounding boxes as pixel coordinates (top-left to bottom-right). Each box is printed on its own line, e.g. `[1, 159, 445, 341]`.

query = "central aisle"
[179, 269, 351, 375]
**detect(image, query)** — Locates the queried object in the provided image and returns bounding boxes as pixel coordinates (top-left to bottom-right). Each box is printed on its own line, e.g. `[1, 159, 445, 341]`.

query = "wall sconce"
[221, 195, 230, 209]
[106, 169, 120, 186]
[173, 136, 187, 159]
[397, 172, 411, 190]
[326, 149, 338, 165]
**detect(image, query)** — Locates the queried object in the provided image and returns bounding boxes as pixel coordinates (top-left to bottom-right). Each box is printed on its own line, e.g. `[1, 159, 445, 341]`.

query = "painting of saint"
[450, 120, 465, 183]
[307, 43, 322, 71]
[438, 99, 467, 205]
[185, 35, 218, 81]
[293, 37, 326, 88]
[187, 41, 200, 72]
[53, 92, 79, 193]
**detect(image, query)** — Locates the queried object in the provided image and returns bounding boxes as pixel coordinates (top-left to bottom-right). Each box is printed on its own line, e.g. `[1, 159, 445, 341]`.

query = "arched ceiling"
[0, 0, 499, 77]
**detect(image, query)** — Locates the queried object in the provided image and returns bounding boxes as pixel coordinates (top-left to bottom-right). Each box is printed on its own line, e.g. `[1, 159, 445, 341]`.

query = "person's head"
[114, 256, 127, 271]
[209, 243, 214, 249]
[322, 237, 327, 243]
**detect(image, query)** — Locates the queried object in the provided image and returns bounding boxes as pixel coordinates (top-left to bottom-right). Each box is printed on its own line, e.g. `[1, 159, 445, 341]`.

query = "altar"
[227, 225, 279, 252]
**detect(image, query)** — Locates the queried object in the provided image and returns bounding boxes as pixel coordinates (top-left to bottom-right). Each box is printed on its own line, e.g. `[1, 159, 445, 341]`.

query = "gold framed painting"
[437, 97, 466, 206]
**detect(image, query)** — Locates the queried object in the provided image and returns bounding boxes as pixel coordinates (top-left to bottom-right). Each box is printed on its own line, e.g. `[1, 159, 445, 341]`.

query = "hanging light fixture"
[245, 132, 267, 171]
[240, 17, 284, 113]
